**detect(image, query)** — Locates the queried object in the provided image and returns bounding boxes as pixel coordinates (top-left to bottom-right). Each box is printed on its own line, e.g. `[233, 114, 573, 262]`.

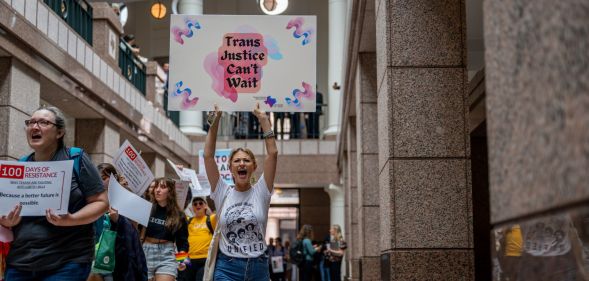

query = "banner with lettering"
[198, 149, 234, 186]
[168, 15, 317, 112]
[0, 160, 73, 216]
[113, 140, 154, 196]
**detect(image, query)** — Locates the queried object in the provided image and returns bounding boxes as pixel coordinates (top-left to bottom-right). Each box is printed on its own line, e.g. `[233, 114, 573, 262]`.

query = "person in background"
[1, 106, 108, 280]
[142, 178, 189, 281]
[270, 237, 287, 281]
[298, 225, 321, 281]
[305, 91, 323, 139]
[179, 197, 216, 281]
[284, 240, 293, 281]
[325, 224, 346, 281]
[88, 163, 147, 281]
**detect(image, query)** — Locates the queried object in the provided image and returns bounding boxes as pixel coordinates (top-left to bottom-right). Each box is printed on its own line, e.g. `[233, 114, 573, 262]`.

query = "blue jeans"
[319, 259, 331, 281]
[5, 262, 91, 281]
[214, 252, 269, 281]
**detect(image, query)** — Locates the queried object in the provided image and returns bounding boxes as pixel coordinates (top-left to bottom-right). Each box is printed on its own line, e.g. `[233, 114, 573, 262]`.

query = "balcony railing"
[119, 40, 146, 95]
[44, 0, 93, 45]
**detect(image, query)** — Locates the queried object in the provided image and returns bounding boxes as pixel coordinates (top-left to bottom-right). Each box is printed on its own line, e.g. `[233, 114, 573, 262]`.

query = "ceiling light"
[260, 0, 288, 15]
[151, 1, 167, 20]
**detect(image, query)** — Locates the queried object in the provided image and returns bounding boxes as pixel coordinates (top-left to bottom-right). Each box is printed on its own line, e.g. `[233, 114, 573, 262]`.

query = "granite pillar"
[376, 0, 473, 279]
[484, 0, 589, 279]
[356, 52, 380, 280]
[143, 152, 166, 178]
[346, 118, 360, 280]
[0, 58, 40, 160]
[75, 119, 120, 165]
[90, 2, 123, 69]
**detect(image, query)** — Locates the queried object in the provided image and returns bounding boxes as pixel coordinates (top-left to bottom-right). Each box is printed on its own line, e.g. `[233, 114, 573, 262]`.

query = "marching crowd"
[0, 105, 346, 281]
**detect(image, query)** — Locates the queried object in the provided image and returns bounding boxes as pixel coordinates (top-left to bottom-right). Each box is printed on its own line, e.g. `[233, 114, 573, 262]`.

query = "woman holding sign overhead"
[204, 103, 278, 280]
[0, 106, 108, 280]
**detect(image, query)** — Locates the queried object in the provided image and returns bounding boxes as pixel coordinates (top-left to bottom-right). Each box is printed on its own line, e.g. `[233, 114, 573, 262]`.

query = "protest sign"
[0, 160, 72, 216]
[166, 159, 192, 208]
[182, 167, 211, 197]
[168, 15, 316, 112]
[198, 149, 233, 186]
[107, 176, 152, 226]
[113, 140, 154, 195]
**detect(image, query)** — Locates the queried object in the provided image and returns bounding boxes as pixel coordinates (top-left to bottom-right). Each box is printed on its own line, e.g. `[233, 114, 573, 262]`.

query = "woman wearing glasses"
[0, 106, 108, 280]
[204, 103, 278, 280]
[179, 197, 217, 281]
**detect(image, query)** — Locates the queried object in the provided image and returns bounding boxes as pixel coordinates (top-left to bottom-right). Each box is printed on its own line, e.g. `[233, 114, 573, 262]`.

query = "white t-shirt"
[211, 175, 273, 258]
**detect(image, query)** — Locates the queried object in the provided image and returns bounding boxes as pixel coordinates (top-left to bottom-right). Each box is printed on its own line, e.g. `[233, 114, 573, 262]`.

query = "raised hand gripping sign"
[113, 140, 154, 196]
[168, 15, 317, 112]
[0, 160, 73, 216]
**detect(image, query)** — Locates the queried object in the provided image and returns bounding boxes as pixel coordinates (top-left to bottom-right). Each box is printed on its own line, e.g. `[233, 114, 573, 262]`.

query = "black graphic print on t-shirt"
[223, 202, 265, 255]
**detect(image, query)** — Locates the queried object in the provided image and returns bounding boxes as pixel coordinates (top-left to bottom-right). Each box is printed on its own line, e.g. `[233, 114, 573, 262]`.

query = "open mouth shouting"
[237, 168, 248, 180]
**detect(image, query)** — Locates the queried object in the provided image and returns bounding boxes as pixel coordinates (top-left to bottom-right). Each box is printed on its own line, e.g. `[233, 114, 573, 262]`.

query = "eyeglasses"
[193, 201, 205, 206]
[24, 119, 57, 128]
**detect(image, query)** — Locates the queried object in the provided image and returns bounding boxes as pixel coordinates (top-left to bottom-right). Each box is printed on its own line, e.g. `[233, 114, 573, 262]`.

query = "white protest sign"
[198, 149, 234, 186]
[0, 160, 72, 216]
[169, 15, 316, 112]
[193, 173, 211, 197]
[113, 140, 154, 195]
[166, 159, 191, 208]
[107, 176, 152, 226]
[175, 181, 189, 209]
[182, 168, 211, 197]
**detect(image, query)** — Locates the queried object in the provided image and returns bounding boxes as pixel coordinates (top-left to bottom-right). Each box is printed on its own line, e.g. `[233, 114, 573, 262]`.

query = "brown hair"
[151, 177, 183, 232]
[297, 224, 314, 240]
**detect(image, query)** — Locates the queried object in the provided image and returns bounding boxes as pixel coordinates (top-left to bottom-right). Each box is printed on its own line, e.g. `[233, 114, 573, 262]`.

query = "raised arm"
[253, 103, 278, 192]
[204, 105, 223, 192]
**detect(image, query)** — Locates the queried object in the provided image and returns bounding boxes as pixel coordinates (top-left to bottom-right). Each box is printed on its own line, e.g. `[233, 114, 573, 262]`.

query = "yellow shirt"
[187, 214, 217, 259]
[504, 225, 523, 257]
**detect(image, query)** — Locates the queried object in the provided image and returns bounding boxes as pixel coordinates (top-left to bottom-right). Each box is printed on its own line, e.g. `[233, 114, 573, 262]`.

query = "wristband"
[263, 129, 275, 139]
[206, 112, 216, 126]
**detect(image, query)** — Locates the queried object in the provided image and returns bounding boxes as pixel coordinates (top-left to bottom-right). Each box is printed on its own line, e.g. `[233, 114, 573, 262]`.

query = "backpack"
[19, 147, 83, 179]
[289, 239, 305, 266]
[188, 215, 214, 234]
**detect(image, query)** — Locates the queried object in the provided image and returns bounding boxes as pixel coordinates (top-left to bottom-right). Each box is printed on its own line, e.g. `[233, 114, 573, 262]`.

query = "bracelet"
[263, 129, 275, 139]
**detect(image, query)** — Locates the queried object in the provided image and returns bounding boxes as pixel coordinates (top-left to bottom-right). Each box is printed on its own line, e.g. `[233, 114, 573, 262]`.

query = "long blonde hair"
[332, 224, 344, 241]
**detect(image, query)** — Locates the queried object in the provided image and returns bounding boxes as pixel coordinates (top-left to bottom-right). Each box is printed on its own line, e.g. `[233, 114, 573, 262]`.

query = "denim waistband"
[218, 251, 268, 261]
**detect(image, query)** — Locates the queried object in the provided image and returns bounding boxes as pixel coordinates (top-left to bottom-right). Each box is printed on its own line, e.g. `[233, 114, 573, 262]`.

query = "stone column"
[484, 1, 589, 279]
[145, 61, 165, 110]
[324, 184, 345, 232]
[323, 0, 347, 136]
[178, 0, 206, 136]
[346, 119, 360, 281]
[0, 58, 40, 160]
[356, 53, 380, 280]
[90, 2, 123, 69]
[376, 0, 473, 279]
[143, 152, 166, 178]
[75, 119, 120, 165]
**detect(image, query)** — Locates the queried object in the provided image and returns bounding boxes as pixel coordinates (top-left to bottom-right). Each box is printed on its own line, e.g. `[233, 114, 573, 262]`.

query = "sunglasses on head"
[193, 201, 205, 206]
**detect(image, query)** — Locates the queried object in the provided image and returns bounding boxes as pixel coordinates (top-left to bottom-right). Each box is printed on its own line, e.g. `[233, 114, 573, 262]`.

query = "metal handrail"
[43, 0, 93, 45]
[118, 40, 147, 95]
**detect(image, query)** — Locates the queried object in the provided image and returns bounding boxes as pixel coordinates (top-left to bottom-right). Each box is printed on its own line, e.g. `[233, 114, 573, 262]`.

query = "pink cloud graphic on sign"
[204, 53, 238, 102]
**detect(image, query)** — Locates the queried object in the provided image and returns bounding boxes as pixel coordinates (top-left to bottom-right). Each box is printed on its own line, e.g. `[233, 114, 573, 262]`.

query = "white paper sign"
[182, 168, 211, 197]
[107, 176, 152, 226]
[198, 149, 234, 186]
[113, 140, 154, 195]
[193, 173, 211, 197]
[175, 181, 189, 209]
[271, 256, 284, 273]
[169, 15, 317, 112]
[0, 160, 73, 216]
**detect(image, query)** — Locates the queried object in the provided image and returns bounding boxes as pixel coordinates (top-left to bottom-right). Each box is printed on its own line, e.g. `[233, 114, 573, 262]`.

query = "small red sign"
[125, 146, 137, 161]
[0, 164, 25, 179]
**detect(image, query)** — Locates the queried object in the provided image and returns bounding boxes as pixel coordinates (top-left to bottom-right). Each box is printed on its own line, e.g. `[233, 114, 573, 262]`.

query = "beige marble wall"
[376, 0, 474, 279]
[0, 58, 40, 160]
[75, 119, 120, 165]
